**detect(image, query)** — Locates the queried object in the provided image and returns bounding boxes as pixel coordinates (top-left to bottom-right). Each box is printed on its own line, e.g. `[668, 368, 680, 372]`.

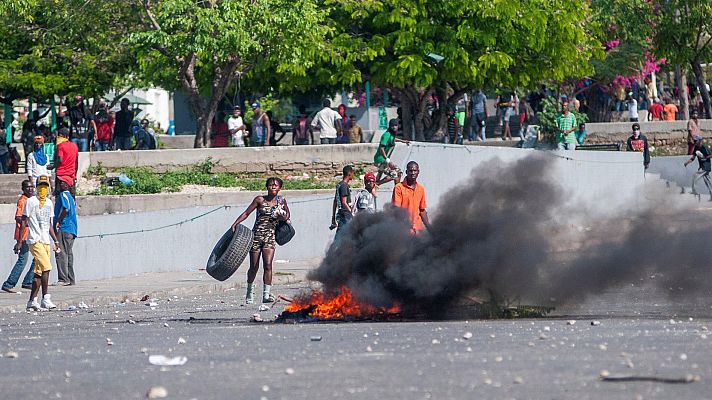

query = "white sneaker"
[26, 297, 42, 311]
[41, 294, 57, 310]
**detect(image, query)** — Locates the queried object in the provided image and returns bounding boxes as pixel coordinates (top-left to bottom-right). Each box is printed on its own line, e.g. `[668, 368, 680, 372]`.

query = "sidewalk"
[0, 258, 317, 312]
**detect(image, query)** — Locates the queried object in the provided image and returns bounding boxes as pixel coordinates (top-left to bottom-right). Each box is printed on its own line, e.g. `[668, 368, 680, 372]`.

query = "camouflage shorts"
[376, 162, 401, 181]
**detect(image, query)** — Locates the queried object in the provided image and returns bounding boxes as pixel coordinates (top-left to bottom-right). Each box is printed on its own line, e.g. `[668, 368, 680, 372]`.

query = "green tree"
[132, 0, 327, 147]
[319, 0, 601, 140]
[0, 0, 137, 102]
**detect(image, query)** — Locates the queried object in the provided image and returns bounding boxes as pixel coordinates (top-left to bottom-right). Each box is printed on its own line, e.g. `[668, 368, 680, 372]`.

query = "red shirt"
[211, 121, 229, 147]
[648, 103, 663, 120]
[96, 115, 114, 141]
[56, 140, 79, 183]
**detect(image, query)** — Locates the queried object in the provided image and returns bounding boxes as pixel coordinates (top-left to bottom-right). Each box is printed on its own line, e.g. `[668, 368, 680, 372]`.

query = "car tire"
[206, 225, 253, 281]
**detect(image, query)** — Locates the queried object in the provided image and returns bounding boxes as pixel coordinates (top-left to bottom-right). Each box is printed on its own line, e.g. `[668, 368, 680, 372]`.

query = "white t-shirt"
[23, 196, 54, 245]
[311, 107, 342, 139]
[26, 152, 51, 183]
[351, 189, 376, 215]
[227, 116, 245, 146]
[628, 99, 638, 119]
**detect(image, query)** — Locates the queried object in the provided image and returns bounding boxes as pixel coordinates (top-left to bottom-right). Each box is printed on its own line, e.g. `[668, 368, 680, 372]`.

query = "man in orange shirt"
[2, 180, 35, 293]
[392, 161, 431, 234]
[663, 99, 678, 121]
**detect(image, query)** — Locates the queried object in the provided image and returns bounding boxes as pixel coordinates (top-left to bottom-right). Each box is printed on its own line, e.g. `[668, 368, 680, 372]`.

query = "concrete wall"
[648, 155, 697, 191]
[79, 144, 377, 176]
[1, 144, 646, 282]
[585, 120, 712, 146]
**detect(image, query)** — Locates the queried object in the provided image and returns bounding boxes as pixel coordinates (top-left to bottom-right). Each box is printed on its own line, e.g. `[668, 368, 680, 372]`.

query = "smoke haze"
[307, 155, 712, 315]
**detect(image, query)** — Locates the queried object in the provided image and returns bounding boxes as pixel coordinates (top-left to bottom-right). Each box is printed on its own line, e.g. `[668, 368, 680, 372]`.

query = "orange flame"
[284, 287, 400, 319]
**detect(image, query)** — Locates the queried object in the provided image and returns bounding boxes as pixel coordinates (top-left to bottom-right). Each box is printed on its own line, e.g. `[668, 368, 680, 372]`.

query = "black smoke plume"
[307, 154, 712, 315]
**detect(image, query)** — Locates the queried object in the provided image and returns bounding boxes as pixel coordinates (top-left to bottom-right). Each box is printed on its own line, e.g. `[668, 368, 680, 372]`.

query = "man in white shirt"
[627, 93, 639, 122]
[311, 99, 342, 144]
[15, 176, 59, 311]
[227, 106, 246, 147]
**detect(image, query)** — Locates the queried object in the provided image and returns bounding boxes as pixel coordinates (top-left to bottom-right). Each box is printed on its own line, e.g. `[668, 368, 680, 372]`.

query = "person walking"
[2, 180, 35, 293]
[374, 119, 410, 185]
[52, 128, 79, 197]
[250, 102, 271, 147]
[231, 177, 290, 304]
[329, 165, 354, 240]
[392, 161, 431, 234]
[351, 172, 378, 215]
[311, 99, 342, 145]
[54, 180, 77, 286]
[469, 89, 488, 141]
[684, 135, 712, 200]
[26, 135, 51, 185]
[113, 98, 134, 150]
[16, 176, 59, 311]
[626, 123, 650, 170]
[555, 100, 577, 150]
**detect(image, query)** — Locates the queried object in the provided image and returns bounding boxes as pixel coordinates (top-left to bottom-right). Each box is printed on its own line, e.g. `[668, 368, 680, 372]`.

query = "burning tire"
[206, 225, 253, 281]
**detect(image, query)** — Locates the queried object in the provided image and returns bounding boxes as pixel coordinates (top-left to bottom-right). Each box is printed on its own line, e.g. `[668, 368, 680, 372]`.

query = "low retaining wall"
[585, 120, 712, 147]
[1, 143, 646, 283]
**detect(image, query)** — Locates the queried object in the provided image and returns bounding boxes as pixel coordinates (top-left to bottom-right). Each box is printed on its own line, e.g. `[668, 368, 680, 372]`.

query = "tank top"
[447, 115, 457, 138]
[254, 197, 278, 231]
[252, 113, 266, 141]
[294, 116, 308, 140]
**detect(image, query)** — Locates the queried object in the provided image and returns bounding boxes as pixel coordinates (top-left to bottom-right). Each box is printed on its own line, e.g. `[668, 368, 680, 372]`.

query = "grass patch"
[274, 271, 295, 276]
[89, 159, 338, 195]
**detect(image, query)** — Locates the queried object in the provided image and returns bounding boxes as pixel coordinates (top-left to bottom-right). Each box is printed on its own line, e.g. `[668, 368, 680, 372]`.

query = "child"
[576, 123, 587, 146]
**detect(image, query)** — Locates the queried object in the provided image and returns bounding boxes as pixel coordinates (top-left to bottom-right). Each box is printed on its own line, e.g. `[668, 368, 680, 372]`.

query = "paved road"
[0, 279, 710, 400]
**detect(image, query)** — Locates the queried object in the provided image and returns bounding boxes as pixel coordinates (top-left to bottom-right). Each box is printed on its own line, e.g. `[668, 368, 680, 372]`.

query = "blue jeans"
[95, 141, 110, 151]
[557, 142, 576, 151]
[334, 214, 351, 240]
[320, 138, 336, 145]
[71, 138, 88, 152]
[114, 136, 132, 150]
[3, 242, 35, 289]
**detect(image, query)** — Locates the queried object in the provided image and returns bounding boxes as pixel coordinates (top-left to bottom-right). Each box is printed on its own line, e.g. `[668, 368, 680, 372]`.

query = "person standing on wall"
[329, 165, 354, 240]
[54, 179, 77, 286]
[687, 110, 701, 156]
[311, 99, 342, 145]
[374, 119, 410, 185]
[2, 180, 36, 293]
[250, 102, 271, 147]
[113, 98, 134, 150]
[231, 177, 290, 304]
[684, 135, 712, 201]
[292, 105, 313, 145]
[555, 100, 577, 151]
[392, 161, 431, 234]
[18, 176, 59, 311]
[626, 123, 650, 170]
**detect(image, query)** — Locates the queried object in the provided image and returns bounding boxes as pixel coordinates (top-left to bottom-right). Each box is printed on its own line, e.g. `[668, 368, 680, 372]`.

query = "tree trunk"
[398, 86, 417, 141]
[676, 65, 690, 121]
[424, 86, 448, 141]
[691, 59, 712, 118]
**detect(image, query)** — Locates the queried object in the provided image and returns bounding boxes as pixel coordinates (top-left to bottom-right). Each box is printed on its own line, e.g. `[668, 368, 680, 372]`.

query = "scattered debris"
[600, 370, 700, 384]
[462, 332, 473, 340]
[140, 295, 150, 302]
[310, 336, 322, 342]
[513, 377, 524, 384]
[67, 305, 77, 311]
[431, 339, 441, 345]
[543, 326, 551, 332]
[78, 302, 89, 309]
[285, 368, 295, 375]
[106, 338, 114, 346]
[148, 302, 159, 307]
[128, 320, 136, 325]
[4, 351, 19, 359]
[680, 353, 688, 361]
[163, 323, 169, 328]
[591, 321, 601, 326]
[262, 385, 270, 392]
[146, 386, 168, 398]
[258, 304, 270, 312]
[251, 314, 263, 322]
[567, 320, 576, 325]
[148, 355, 188, 366]
[177, 337, 186, 345]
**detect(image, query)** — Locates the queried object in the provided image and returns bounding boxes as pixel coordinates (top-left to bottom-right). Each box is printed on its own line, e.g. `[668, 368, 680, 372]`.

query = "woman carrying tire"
[231, 177, 290, 304]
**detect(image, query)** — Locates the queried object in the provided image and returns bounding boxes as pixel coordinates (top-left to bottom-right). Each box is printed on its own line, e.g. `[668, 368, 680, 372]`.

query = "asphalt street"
[0, 281, 710, 400]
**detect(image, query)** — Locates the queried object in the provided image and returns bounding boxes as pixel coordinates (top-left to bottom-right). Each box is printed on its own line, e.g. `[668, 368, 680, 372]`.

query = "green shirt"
[556, 113, 577, 144]
[374, 130, 395, 164]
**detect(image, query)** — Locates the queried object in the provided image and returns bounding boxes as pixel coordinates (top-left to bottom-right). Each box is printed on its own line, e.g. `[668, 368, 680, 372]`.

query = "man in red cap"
[352, 172, 378, 215]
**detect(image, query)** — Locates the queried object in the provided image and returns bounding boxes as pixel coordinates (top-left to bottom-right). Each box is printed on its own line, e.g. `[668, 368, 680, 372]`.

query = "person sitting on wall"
[374, 119, 410, 185]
